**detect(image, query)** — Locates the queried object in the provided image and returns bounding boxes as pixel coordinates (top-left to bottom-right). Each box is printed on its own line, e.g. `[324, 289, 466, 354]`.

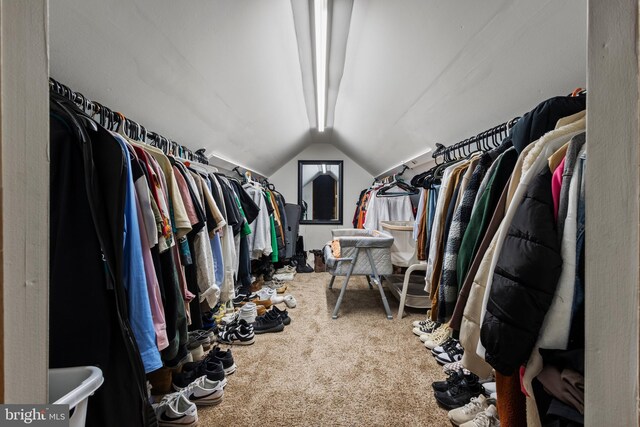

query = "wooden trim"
[0, 0, 49, 404]
[586, 0, 640, 424]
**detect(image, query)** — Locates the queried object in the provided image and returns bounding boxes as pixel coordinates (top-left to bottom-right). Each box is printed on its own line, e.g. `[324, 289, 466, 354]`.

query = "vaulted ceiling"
[50, 0, 586, 177]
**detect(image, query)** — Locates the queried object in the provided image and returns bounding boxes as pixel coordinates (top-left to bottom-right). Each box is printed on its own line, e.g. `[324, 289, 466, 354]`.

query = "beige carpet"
[199, 273, 450, 427]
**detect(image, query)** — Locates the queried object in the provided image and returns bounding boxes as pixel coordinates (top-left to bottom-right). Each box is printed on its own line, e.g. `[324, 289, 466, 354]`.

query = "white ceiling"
[49, 0, 586, 177]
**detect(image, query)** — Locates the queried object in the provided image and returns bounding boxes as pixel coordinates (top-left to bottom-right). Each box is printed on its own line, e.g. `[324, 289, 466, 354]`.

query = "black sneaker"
[296, 263, 314, 273]
[431, 370, 466, 392]
[209, 346, 236, 375]
[251, 315, 285, 334]
[431, 337, 458, 356]
[435, 342, 464, 365]
[268, 306, 292, 326]
[164, 345, 192, 369]
[232, 294, 250, 307]
[179, 358, 227, 388]
[218, 322, 255, 345]
[434, 372, 484, 409]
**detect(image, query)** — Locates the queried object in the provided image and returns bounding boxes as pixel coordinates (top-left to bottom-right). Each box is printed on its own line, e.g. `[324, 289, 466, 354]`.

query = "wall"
[270, 143, 373, 250]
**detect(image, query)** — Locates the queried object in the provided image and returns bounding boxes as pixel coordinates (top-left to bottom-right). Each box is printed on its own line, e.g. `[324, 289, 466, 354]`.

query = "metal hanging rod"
[48, 77, 209, 165]
[432, 117, 520, 164]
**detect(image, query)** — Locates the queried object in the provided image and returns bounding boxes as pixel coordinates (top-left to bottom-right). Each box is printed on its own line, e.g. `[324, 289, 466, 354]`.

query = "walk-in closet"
[0, 0, 638, 426]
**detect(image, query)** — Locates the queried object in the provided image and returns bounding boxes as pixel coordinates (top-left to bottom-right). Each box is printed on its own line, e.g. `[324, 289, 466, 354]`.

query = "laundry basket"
[380, 221, 430, 318]
[49, 366, 104, 427]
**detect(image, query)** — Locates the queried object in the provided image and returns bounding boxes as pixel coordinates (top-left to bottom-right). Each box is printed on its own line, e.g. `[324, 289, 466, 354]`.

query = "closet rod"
[48, 78, 210, 165]
[432, 116, 520, 164]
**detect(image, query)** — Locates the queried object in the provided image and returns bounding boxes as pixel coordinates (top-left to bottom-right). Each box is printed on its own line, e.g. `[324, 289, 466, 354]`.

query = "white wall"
[270, 143, 373, 250]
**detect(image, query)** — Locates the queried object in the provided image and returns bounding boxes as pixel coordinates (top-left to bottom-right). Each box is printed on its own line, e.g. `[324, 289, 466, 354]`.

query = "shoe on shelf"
[251, 314, 285, 334]
[182, 375, 224, 407]
[413, 320, 441, 336]
[154, 391, 198, 427]
[434, 373, 485, 410]
[176, 358, 227, 389]
[448, 395, 490, 426]
[209, 346, 237, 375]
[218, 320, 256, 345]
[284, 294, 297, 308]
[269, 305, 292, 325]
[460, 404, 500, 427]
[424, 327, 452, 350]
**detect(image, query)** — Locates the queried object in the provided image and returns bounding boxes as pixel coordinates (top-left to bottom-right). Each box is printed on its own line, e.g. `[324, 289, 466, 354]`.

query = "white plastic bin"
[49, 366, 104, 427]
[380, 221, 417, 267]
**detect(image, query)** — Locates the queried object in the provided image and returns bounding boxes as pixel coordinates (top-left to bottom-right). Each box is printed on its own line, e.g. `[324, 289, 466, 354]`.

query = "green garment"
[456, 148, 518, 290]
[265, 191, 279, 262]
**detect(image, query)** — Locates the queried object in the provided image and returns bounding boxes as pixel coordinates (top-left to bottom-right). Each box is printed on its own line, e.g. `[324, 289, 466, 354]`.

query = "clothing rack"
[373, 165, 410, 185]
[49, 78, 210, 165]
[431, 117, 520, 164]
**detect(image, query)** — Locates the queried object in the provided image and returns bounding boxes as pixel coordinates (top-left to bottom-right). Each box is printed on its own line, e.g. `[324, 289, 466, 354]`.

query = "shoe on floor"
[154, 391, 198, 427]
[412, 318, 438, 329]
[431, 337, 457, 356]
[164, 346, 193, 370]
[251, 314, 285, 334]
[176, 358, 227, 389]
[460, 404, 500, 427]
[209, 346, 237, 375]
[218, 320, 255, 345]
[443, 360, 472, 375]
[435, 341, 464, 365]
[273, 272, 295, 282]
[432, 369, 467, 393]
[182, 375, 224, 406]
[296, 263, 314, 273]
[482, 382, 496, 396]
[434, 373, 485, 410]
[424, 327, 451, 350]
[238, 302, 257, 324]
[284, 294, 297, 308]
[269, 305, 292, 325]
[412, 320, 441, 336]
[448, 395, 489, 426]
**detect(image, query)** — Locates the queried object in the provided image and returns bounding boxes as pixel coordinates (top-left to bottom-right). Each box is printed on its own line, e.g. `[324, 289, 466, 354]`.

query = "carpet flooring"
[199, 272, 450, 427]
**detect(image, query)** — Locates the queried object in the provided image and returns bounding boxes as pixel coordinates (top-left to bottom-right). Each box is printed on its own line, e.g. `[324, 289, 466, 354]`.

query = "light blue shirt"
[113, 134, 162, 373]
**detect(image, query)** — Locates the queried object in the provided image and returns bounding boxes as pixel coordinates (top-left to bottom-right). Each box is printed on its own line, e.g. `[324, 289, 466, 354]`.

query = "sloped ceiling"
[49, 0, 587, 177]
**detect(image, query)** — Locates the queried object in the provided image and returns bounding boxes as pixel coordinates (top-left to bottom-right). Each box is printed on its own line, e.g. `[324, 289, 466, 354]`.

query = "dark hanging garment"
[215, 175, 242, 235]
[49, 97, 156, 427]
[284, 204, 302, 259]
[274, 193, 289, 259]
[229, 179, 260, 225]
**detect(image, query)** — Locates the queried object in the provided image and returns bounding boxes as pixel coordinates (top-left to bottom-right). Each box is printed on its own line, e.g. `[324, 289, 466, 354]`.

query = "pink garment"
[173, 166, 199, 226]
[551, 157, 566, 221]
[134, 183, 169, 351]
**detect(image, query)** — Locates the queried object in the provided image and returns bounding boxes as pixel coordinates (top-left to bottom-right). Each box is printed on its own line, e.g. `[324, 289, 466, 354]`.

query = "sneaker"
[482, 382, 496, 396]
[434, 374, 485, 410]
[275, 265, 296, 274]
[154, 391, 198, 426]
[273, 272, 295, 282]
[269, 305, 292, 325]
[209, 346, 237, 375]
[435, 341, 464, 365]
[284, 294, 297, 308]
[187, 341, 204, 362]
[164, 346, 193, 370]
[238, 302, 257, 324]
[443, 360, 471, 375]
[412, 318, 438, 329]
[251, 287, 277, 301]
[182, 375, 224, 406]
[251, 315, 285, 334]
[296, 263, 314, 273]
[431, 337, 458, 356]
[432, 369, 467, 392]
[412, 320, 441, 336]
[448, 395, 489, 426]
[424, 327, 451, 350]
[232, 294, 250, 307]
[218, 321, 255, 345]
[176, 359, 227, 389]
[460, 404, 500, 427]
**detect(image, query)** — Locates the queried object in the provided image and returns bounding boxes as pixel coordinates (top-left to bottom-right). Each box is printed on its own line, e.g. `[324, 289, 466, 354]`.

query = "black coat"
[480, 167, 562, 375]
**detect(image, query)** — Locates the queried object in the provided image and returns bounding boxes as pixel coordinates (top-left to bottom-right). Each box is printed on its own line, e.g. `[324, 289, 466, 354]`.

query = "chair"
[324, 229, 394, 319]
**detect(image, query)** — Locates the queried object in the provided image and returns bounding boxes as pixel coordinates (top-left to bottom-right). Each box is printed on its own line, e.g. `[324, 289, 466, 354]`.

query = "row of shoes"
[411, 317, 500, 427]
[153, 346, 236, 426]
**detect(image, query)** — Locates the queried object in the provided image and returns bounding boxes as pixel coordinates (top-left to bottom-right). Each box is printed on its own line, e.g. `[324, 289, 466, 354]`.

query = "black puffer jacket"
[480, 166, 562, 375]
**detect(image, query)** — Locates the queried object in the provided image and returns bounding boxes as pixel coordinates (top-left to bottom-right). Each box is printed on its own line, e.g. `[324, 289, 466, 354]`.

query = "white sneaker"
[154, 391, 198, 426]
[424, 327, 451, 350]
[460, 404, 500, 427]
[273, 272, 295, 282]
[483, 382, 497, 395]
[448, 395, 489, 426]
[284, 294, 297, 308]
[183, 375, 224, 406]
[238, 302, 257, 324]
[412, 318, 434, 328]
